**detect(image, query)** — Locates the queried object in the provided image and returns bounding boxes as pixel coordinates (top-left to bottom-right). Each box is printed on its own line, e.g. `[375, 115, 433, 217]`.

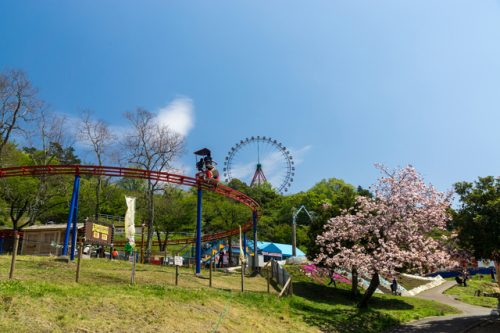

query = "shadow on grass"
[389, 315, 493, 333]
[290, 300, 401, 333]
[288, 281, 417, 333]
[293, 281, 414, 310]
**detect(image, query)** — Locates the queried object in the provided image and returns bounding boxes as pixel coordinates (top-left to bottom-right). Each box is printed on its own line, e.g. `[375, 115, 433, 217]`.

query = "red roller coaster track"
[0, 165, 259, 245]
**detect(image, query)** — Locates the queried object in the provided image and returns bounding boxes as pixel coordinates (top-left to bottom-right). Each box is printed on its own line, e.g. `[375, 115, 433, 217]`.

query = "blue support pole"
[70, 175, 81, 260]
[252, 210, 258, 271]
[62, 175, 80, 256]
[195, 187, 203, 275]
[243, 232, 247, 256]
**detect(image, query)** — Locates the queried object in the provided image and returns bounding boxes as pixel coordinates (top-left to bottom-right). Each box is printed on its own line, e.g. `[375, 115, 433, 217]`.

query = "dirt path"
[390, 281, 495, 333]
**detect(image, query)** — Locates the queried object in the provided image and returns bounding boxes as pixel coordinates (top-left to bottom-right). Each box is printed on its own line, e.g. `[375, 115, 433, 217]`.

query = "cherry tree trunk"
[357, 272, 380, 308]
[351, 266, 359, 297]
[495, 261, 500, 290]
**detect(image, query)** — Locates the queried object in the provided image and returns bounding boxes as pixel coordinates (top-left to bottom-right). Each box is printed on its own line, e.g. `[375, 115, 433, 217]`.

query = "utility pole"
[292, 205, 313, 257]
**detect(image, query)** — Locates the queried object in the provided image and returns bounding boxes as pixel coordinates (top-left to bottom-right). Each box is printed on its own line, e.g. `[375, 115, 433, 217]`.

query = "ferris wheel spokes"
[223, 136, 294, 193]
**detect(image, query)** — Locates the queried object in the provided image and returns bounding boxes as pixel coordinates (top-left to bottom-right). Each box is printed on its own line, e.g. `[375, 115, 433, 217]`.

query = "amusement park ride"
[0, 136, 294, 275]
[223, 136, 294, 193]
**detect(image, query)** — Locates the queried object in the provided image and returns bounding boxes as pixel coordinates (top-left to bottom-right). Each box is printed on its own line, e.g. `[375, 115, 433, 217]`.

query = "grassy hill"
[444, 277, 500, 309]
[0, 256, 458, 332]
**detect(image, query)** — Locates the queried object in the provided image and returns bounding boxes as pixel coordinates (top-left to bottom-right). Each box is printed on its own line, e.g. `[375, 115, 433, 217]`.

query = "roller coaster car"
[194, 148, 220, 182]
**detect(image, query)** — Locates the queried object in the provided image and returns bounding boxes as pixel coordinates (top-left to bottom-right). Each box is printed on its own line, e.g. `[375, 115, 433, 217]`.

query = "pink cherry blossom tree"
[316, 164, 455, 308]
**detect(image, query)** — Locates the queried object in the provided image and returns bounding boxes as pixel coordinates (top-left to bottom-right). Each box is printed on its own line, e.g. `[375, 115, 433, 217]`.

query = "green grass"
[444, 277, 500, 309]
[0, 256, 459, 333]
[283, 265, 458, 332]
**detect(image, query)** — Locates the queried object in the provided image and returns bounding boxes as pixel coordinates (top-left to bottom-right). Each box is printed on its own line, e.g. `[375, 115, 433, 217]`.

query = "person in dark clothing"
[455, 275, 463, 285]
[328, 271, 337, 288]
[462, 271, 468, 287]
[491, 267, 496, 281]
[391, 277, 398, 295]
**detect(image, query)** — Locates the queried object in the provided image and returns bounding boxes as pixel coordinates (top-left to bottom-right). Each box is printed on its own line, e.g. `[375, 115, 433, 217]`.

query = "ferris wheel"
[223, 136, 294, 193]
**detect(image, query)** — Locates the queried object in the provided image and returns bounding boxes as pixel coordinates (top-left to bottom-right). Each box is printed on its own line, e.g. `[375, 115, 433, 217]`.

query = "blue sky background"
[1, 1, 499, 194]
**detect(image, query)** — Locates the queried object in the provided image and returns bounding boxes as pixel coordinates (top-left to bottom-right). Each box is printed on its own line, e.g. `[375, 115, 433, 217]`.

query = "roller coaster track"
[0, 165, 259, 245]
[114, 219, 254, 247]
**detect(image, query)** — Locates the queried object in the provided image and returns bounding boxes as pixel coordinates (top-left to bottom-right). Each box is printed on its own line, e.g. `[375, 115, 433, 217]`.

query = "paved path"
[390, 281, 496, 333]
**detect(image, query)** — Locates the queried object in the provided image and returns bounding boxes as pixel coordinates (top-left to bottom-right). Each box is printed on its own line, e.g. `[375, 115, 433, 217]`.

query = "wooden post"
[140, 224, 145, 264]
[279, 277, 292, 298]
[267, 266, 270, 293]
[76, 241, 83, 282]
[9, 232, 19, 279]
[241, 262, 244, 292]
[175, 264, 179, 286]
[131, 250, 136, 284]
[209, 260, 213, 287]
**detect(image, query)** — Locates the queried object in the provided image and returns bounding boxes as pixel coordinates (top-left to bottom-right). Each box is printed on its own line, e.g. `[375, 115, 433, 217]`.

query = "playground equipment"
[223, 136, 294, 193]
[291, 205, 313, 257]
[0, 164, 260, 274]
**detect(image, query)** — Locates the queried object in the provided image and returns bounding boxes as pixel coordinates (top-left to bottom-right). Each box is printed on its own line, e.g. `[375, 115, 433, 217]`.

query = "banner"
[125, 196, 136, 248]
[239, 225, 245, 264]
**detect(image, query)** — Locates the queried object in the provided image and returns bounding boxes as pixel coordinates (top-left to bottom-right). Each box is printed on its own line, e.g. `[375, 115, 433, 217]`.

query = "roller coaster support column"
[195, 186, 203, 275]
[252, 210, 258, 271]
[62, 175, 81, 257]
[70, 175, 81, 261]
[243, 232, 247, 256]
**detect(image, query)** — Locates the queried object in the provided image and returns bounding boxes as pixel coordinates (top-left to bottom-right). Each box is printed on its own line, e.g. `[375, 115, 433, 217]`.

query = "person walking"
[328, 270, 337, 288]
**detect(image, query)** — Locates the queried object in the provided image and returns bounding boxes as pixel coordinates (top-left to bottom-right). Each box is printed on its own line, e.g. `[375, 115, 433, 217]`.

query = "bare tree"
[77, 110, 116, 219]
[24, 110, 75, 226]
[0, 110, 75, 230]
[0, 69, 42, 163]
[122, 108, 184, 258]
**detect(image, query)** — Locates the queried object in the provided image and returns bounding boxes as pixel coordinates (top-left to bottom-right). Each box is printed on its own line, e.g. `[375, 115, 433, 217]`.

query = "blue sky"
[1, 1, 499, 194]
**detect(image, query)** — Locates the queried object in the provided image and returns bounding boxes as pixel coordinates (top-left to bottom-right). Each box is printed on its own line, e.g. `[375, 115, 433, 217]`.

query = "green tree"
[306, 178, 359, 259]
[453, 176, 500, 288]
[153, 186, 195, 253]
[204, 193, 250, 264]
[0, 144, 38, 230]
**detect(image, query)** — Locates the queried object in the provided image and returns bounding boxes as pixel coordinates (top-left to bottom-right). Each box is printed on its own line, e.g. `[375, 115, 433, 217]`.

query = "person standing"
[214, 253, 220, 269]
[112, 249, 118, 260]
[391, 277, 399, 295]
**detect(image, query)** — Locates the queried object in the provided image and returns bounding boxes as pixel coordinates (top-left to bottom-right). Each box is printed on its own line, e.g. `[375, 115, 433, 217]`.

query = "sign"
[174, 256, 183, 266]
[124, 196, 136, 247]
[262, 251, 282, 258]
[85, 221, 113, 246]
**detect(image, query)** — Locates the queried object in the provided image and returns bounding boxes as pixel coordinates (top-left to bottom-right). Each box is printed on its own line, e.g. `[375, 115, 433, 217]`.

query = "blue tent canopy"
[246, 240, 306, 258]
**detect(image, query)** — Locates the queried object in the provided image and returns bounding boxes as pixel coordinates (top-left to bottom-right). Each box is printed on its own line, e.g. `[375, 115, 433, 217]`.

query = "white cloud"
[291, 145, 312, 165]
[156, 97, 194, 137]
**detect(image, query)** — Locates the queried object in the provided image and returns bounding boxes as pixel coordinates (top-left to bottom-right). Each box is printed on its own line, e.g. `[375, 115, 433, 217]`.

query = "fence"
[269, 259, 293, 296]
